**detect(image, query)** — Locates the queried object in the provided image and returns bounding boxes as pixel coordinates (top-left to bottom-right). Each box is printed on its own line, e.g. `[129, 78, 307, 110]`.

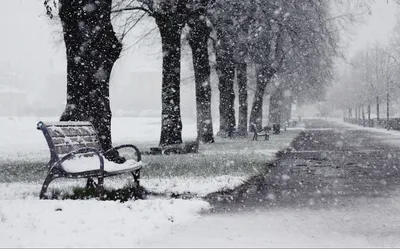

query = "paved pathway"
[206, 119, 400, 212]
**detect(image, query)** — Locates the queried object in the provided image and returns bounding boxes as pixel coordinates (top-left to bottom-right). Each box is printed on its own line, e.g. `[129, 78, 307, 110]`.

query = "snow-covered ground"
[0, 116, 303, 247]
[0, 198, 210, 248]
[2, 117, 400, 247]
[143, 191, 400, 248]
[330, 117, 400, 148]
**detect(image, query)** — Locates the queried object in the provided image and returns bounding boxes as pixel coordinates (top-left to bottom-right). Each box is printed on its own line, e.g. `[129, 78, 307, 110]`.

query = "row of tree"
[328, 12, 400, 122]
[44, 0, 346, 154]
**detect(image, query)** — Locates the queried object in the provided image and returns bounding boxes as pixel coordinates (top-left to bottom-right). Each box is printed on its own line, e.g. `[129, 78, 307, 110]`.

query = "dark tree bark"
[362, 105, 365, 127]
[281, 95, 292, 123]
[59, 0, 122, 152]
[188, 15, 215, 144]
[367, 104, 371, 127]
[249, 66, 273, 131]
[155, 14, 185, 146]
[269, 87, 283, 126]
[387, 91, 390, 122]
[376, 96, 380, 122]
[249, 80, 266, 132]
[215, 26, 236, 137]
[236, 62, 248, 137]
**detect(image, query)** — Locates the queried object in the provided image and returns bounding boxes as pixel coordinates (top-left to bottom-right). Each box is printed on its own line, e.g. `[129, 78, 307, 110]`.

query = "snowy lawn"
[0, 116, 303, 197]
[0, 198, 210, 247]
[0, 116, 302, 247]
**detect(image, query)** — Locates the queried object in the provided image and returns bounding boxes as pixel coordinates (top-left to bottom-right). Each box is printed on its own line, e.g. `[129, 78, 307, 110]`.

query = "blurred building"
[0, 84, 28, 116]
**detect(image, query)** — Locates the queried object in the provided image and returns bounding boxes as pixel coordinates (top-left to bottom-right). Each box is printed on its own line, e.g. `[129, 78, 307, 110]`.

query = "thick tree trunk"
[188, 16, 214, 144]
[281, 94, 292, 123]
[249, 66, 272, 132]
[387, 91, 390, 122]
[249, 83, 265, 132]
[269, 87, 283, 126]
[376, 96, 380, 122]
[367, 104, 371, 127]
[156, 15, 184, 146]
[215, 28, 236, 137]
[59, 0, 121, 152]
[355, 107, 358, 123]
[59, 0, 84, 121]
[362, 106, 365, 127]
[236, 62, 248, 137]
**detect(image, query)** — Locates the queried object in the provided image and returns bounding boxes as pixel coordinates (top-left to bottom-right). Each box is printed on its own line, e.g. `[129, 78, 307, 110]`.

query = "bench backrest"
[37, 121, 101, 163]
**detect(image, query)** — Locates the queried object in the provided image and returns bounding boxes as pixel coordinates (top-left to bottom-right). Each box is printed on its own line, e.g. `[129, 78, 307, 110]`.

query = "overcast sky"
[346, 0, 398, 57]
[0, 0, 398, 95]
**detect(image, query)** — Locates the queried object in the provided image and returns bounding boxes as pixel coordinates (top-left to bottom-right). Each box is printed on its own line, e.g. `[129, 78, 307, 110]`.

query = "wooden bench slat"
[40, 122, 102, 158]
[43, 121, 93, 126]
[48, 126, 97, 137]
[55, 143, 101, 155]
[52, 136, 99, 146]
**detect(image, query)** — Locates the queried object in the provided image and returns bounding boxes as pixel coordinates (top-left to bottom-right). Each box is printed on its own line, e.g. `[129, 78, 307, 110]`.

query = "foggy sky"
[0, 0, 398, 107]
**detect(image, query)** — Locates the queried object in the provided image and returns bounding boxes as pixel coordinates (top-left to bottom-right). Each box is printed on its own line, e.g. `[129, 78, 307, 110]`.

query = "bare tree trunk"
[249, 66, 271, 131]
[188, 16, 214, 143]
[376, 96, 380, 122]
[269, 87, 283, 133]
[237, 62, 248, 137]
[282, 94, 292, 123]
[362, 106, 365, 127]
[59, 0, 121, 154]
[355, 107, 358, 123]
[387, 91, 390, 122]
[367, 104, 371, 127]
[156, 14, 184, 146]
[215, 28, 236, 137]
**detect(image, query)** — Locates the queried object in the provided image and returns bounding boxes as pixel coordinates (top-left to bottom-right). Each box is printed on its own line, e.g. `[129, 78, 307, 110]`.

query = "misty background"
[0, 0, 397, 120]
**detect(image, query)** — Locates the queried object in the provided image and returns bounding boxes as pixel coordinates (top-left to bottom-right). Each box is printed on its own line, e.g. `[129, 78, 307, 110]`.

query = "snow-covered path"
[143, 192, 400, 247]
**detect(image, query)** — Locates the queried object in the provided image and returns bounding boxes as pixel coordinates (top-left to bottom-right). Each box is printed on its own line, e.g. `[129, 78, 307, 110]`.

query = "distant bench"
[37, 121, 144, 199]
[250, 123, 270, 141]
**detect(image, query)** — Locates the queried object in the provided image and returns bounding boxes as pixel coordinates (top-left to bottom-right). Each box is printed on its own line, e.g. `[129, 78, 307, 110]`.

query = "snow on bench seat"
[61, 157, 144, 174]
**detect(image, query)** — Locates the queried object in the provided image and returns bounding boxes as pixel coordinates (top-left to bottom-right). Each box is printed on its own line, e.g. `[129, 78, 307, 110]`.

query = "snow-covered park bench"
[37, 121, 144, 199]
[250, 123, 270, 141]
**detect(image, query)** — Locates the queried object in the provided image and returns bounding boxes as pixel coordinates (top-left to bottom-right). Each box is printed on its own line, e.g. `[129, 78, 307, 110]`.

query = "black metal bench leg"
[39, 173, 56, 199]
[130, 170, 141, 199]
[86, 177, 96, 189]
[97, 177, 104, 198]
[132, 170, 140, 187]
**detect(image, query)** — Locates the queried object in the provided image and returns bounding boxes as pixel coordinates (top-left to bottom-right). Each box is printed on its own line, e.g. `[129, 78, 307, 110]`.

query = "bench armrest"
[105, 144, 142, 162]
[50, 147, 105, 173]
